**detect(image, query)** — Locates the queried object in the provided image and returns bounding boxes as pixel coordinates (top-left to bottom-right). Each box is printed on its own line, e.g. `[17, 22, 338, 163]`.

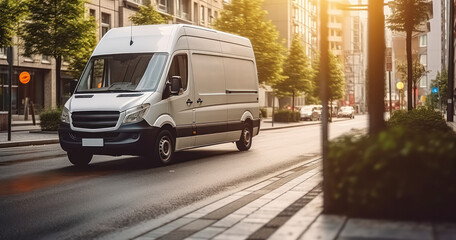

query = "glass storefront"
[0, 67, 45, 114]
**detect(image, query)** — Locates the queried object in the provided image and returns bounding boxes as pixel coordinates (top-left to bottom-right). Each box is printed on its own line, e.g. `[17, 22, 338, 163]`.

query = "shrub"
[327, 108, 456, 219]
[388, 107, 451, 133]
[260, 107, 267, 118]
[327, 119, 456, 220]
[39, 108, 62, 131]
[273, 109, 299, 122]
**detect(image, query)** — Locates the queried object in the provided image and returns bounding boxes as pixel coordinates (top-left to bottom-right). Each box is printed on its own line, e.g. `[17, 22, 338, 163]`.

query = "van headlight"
[123, 104, 150, 124]
[61, 107, 70, 123]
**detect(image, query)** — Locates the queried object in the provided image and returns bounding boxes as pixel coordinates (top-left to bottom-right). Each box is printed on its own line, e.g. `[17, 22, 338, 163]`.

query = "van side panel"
[224, 57, 259, 122]
[191, 53, 227, 146]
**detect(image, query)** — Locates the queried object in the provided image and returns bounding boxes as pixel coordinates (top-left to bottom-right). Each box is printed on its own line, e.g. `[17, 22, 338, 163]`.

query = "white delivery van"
[59, 24, 260, 166]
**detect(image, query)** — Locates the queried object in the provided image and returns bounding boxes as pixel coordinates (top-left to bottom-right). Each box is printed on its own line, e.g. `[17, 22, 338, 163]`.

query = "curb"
[260, 118, 351, 131]
[0, 139, 59, 148]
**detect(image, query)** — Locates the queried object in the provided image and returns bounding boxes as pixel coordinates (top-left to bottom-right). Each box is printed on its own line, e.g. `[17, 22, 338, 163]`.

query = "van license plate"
[82, 138, 103, 147]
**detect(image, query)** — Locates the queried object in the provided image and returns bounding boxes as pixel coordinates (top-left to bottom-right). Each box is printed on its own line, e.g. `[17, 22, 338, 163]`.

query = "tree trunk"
[56, 56, 62, 107]
[367, 0, 386, 134]
[406, 30, 413, 110]
[292, 91, 295, 112]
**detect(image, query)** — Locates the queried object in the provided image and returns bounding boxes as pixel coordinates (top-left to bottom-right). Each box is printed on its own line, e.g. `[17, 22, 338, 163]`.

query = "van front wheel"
[236, 122, 252, 151]
[153, 129, 175, 165]
[67, 152, 93, 167]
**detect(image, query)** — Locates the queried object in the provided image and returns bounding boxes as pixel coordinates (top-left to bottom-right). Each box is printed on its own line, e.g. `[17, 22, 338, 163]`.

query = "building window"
[200, 5, 205, 24]
[0, 48, 6, 59]
[89, 9, 96, 19]
[193, 3, 198, 23]
[158, 0, 168, 12]
[419, 35, 427, 47]
[208, 8, 212, 24]
[101, 13, 111, 37]
[42, 55, 51, 64]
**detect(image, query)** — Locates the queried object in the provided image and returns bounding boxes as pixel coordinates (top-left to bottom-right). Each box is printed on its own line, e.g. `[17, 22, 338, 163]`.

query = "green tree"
[387, 0, 430, 110]
[273, 35, 312, 111]
[328, 52, 346, 118]
[213, 0, 285, 85]
[0, 0, 27, 46]
[19, 0, 95, 106]
[396, 59, 427, 108]
[426, 70, 448, 110]
[67, 17, 97, 79]
[308, 51, 320, 104]
[129, 4, 169, 25]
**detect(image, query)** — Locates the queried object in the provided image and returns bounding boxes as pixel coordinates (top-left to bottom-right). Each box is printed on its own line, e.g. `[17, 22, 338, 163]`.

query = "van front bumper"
[58, 121, 160, 156]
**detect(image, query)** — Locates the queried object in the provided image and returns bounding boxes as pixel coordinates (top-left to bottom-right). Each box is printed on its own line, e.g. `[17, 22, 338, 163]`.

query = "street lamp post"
[397, 82, 404, 110]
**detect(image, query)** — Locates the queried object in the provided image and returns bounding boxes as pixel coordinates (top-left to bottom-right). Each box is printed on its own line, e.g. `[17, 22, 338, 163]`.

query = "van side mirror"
[168, 76, 182, 95]
[70, 79, 78, 95]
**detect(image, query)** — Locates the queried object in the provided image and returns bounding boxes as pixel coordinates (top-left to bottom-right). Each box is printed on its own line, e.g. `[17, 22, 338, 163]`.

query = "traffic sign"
[431, 87, 438, 93]
[396, 82, 404, 90]
[19, 71, 30, 84]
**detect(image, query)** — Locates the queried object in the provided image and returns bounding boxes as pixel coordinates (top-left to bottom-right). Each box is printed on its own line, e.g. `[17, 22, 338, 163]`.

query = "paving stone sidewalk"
[132, 157, 456, 240]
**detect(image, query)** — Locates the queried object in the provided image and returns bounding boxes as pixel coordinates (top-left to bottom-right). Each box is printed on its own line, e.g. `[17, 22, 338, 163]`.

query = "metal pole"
[389, 71, 392, 116]
[271, 91, 275, 127]
[320, 0, 330, 212]
[448, 0, 454, 121]
[7, 46, 13, 141]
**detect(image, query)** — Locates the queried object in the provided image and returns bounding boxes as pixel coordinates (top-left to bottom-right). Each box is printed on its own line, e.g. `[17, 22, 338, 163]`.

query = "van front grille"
[71, 111, 120, 129]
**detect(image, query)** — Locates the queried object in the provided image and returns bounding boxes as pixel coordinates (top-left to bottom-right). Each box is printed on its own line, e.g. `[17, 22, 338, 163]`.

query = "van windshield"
[76, 53, 168, 93]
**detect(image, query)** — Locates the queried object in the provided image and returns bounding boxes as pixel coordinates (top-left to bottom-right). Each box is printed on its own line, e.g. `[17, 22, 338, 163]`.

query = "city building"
[0, 0, 224, 114]
[261, 0, 318, 110]
[343, 3, 367, 113]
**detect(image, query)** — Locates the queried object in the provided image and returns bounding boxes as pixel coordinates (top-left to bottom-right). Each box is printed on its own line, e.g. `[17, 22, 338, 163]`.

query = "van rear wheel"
[236, 122, 252, 151]
[153, 129, 175, 165]
[67, 152, 93, 167]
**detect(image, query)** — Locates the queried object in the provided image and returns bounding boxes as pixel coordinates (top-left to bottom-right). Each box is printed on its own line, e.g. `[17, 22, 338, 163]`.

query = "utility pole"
[448, 0, 455, 121]
[320, 0, 331, 212]
[368, 0, 386, 133]
[7, 46, 13, 141]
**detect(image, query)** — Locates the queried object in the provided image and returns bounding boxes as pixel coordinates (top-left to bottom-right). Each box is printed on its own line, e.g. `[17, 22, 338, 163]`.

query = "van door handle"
[186, 99, 193, 105]
[197, 98, 203, 104]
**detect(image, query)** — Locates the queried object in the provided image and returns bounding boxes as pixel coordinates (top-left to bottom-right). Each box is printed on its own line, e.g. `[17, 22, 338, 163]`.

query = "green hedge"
[39, 108, 62, 131]
[273, 109, 300, 122]
[327, 108, 456, 220]
[260, 107, 267, 118]
[388, 107, 451, 132]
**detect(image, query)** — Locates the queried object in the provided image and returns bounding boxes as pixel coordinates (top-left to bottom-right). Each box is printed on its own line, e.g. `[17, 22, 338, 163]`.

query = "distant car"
[338, 106, 355, 119]
[300, 105, 322, 121]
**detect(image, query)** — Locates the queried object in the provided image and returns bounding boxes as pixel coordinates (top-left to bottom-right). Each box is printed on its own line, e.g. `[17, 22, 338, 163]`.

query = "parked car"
[300, 105, 322, 121]
[338, 106, 355, 119]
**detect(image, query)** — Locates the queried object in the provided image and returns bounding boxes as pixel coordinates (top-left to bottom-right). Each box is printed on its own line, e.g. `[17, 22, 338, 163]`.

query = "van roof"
[92, 24, 252, 56]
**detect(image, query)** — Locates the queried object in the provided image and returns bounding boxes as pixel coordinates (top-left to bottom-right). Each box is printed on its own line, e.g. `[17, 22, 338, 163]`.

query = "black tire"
[236, 122, 253, 151]
[67, 152, 93, 167]
[153, 129, 175, 165]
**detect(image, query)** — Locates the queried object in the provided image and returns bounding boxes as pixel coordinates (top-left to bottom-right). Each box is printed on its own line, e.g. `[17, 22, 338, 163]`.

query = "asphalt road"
[0, 116, 367, 240]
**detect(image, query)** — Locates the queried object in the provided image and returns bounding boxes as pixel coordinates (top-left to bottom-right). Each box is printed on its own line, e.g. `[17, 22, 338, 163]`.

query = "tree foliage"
[213, 0, 284, 85]
[396, 59, 427, 107]
[387, 0, 429, 33]
[273, 35, 312, 110]
[0, 0, 27, 46]
[67, 17, 97, 79]
[328, 52, 345, 102]
[129, 4, 169, 25]
[426, 70, 448, 109]
[19, 0, 96, 105]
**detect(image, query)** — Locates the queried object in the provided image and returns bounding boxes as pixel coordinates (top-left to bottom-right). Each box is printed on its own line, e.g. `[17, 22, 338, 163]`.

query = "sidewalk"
[128, 157, 456, 240]
[0, 118, 59, 148]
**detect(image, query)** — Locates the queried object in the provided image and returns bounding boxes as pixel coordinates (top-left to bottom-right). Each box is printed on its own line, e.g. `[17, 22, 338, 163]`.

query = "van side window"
[167, 54, 188, 91]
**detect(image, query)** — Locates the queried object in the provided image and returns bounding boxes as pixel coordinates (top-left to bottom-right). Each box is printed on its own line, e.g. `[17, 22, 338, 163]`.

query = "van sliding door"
[191, 53, 227, 146]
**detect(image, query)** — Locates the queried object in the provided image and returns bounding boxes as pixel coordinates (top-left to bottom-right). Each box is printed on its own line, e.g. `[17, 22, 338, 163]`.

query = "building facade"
[0, 0, 224, 114]
[261, 0, 318, 109]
